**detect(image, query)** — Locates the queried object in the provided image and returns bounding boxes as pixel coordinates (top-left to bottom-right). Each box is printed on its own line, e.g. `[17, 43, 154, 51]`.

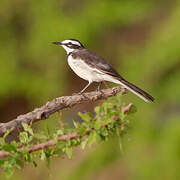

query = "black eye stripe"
[64, 43, 82, 49]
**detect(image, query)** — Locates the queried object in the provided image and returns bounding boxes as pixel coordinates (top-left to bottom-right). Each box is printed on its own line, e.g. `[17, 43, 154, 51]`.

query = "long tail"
[117, 78, 154, 102]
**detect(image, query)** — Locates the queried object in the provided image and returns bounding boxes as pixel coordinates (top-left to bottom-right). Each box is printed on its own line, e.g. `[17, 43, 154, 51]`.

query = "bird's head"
[52, 39, 84, 54]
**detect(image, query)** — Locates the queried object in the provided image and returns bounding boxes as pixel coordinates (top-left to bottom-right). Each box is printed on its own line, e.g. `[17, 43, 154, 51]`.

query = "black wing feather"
[71, 49, 123, 79]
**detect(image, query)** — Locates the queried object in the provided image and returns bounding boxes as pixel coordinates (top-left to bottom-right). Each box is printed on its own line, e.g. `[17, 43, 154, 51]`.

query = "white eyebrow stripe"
[61, 40, 81, 46]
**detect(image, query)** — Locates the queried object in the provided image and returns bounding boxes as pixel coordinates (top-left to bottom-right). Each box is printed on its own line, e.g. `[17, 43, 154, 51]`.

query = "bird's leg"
[96, 82, 102, 91]
[78, 82, 92, 94]
[103, 81, 109, 89]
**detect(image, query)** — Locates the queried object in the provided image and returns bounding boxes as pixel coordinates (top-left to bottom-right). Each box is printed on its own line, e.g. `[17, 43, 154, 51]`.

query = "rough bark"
[0, 86, 127, 141]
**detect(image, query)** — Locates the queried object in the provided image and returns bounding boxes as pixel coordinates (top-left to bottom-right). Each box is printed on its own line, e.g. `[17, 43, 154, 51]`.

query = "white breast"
[67, 55, 105, 83]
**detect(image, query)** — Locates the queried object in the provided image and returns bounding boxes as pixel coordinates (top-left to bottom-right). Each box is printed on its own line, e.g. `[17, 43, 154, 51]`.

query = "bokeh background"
[0, 0, 180, 179]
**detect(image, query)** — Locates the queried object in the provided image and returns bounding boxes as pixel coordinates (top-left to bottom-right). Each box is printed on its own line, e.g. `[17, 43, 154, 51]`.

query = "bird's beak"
[52, 41, 63, 46]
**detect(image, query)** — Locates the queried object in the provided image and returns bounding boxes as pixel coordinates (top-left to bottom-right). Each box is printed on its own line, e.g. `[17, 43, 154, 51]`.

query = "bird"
[52, 39, 154, 102]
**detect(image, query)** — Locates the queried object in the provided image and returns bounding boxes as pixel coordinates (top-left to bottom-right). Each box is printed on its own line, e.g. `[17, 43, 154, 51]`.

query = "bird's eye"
[68, 42, 72, 45]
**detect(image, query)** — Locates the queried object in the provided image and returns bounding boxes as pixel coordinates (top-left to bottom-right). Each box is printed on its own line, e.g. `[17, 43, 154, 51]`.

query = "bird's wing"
[72, 49, 124, 79]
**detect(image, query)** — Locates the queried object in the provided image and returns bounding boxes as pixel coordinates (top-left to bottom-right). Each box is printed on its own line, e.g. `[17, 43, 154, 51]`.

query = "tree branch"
[0, 102, 133, 158]
[0, 132, 79, 158]
[0, 86, 127, 140]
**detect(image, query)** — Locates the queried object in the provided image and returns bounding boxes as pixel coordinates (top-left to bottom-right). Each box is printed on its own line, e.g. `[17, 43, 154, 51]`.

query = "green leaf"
[103, 118, 112, 125]
[73, 120, 78, 128]
[100, 127, 108, 137]
[15, 159, 24, 169]
[46, 125, 51, 138]
[53, 129, 64, 138]
[95, 133, 102, 142]
[65, 147, 73, 159]
[24, 152, 33, 162]
[22, 123, 33, 136]
[116, 126, 120, 136]
[94, 106, 102, 114]
[19, 132, 28, 144]
[78, 127, 86, 136]
[33, 161, 37, 167]
[0, 138, 4, 146]
[94, 119, 101, 130]
[57, 141, 66, 149]
[0, 159, 5, 168]
[88, 131, 97, 147]
[2, 143, 16, 152]
[66, 140, 71, 147]
[80, 138, 88, 150]
[40, 150, 46, 161]
[57, 129, 64, 136]
[78, 112, 92, 122]
[3, 130, 11, 140]
[71, 139, 78, 146]
[44, 149, 51, 168]
[5, 167, 14, 178]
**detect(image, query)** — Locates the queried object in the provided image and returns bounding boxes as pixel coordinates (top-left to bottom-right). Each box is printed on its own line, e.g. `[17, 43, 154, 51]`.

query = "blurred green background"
[0, 0, 180, 179]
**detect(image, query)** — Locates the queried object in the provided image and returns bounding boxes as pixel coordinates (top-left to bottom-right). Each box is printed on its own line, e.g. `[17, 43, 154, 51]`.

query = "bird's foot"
[96, 89, 104, 94]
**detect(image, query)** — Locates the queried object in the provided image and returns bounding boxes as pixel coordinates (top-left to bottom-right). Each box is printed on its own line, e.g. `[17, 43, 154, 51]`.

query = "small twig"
[121, 104, 133, 114]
